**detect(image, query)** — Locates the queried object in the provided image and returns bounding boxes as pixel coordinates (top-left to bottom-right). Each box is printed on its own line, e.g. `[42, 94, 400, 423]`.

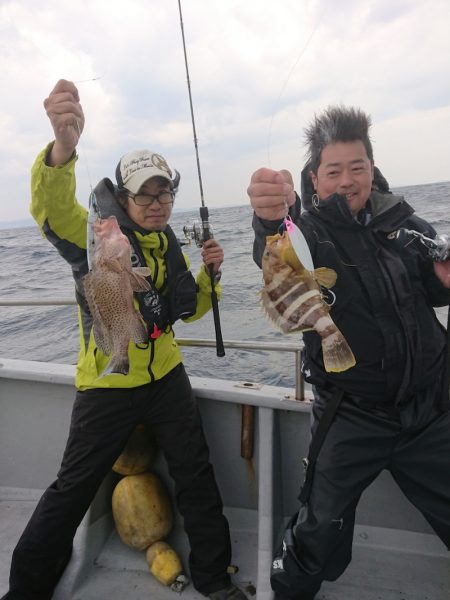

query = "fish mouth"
[92, 215, 120, 232]
[265, 233, 304, 270]
[276, 236, 303, 270]
[282, 246, 303, 270]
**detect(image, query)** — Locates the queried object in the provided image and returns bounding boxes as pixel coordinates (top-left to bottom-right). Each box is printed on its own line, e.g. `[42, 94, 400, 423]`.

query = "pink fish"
[83, 216, 151, 376]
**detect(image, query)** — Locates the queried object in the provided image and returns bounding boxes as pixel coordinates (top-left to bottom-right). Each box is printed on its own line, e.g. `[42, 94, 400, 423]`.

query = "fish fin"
[99, 357, 130, 377]
[321, 330, 356, 373]
[93, 321, 112, 355]
[83, 271, 94, 295]
[129, 268, 151, 292]
[83, 272, 113, 354]
[99, 315, 147, 377]
[103, 258, 124, 273]
[313, 267, 337, 289]
[133, 266, 151, 277]
[131, 314, 149, 344]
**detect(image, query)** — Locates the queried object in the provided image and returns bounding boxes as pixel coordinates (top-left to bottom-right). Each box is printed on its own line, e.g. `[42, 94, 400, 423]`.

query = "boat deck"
[1, 359, 449, 599]
[1, 487, 448, 599]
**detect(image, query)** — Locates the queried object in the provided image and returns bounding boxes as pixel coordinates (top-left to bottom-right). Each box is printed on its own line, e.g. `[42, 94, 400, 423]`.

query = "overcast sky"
[1, 0, 449, 223]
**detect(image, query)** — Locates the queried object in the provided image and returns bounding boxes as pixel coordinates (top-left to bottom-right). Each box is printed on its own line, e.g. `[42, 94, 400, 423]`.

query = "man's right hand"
[247, 168, 296, 221]
[43, 79, 85, 166]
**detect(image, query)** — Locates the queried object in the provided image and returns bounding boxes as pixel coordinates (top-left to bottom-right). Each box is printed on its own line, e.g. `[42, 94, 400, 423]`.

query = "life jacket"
[91, 177, 198, 338]
[122, 226, 197, 339]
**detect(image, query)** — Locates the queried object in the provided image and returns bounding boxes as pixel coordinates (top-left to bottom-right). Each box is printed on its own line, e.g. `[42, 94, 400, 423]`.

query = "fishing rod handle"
[208, 264, 226, 357]
[199, 206, 225, 356]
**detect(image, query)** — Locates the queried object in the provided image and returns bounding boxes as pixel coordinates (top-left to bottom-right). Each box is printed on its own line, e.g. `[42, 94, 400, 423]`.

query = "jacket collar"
[92, 177, 170, 249]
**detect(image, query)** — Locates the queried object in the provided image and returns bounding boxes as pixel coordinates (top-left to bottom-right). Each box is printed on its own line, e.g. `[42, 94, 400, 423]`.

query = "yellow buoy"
[112, 424, 157, 475]
[112, 472, 173, 550]
[146, 541, 184, 586]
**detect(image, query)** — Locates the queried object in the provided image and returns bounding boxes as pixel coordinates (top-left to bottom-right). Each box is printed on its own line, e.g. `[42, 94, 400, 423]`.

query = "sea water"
[1, 181, 449, 388]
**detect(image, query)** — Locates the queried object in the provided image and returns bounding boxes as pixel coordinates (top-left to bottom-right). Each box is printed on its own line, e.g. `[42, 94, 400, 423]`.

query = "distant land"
[0, 218, 35, 230]
[0, 208, 195, 230]
[0, 204, 247, 230]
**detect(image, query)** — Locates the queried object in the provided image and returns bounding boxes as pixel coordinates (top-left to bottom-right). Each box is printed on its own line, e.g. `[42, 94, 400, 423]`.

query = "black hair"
[305, 106, 373, 173]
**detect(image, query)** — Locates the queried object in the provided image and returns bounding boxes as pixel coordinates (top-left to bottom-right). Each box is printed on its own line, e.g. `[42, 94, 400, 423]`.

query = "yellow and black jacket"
[30, 143, 221, 391]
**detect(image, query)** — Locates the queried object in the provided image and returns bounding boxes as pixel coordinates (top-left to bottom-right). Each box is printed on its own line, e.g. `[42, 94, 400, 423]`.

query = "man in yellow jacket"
[2, 79, 246, 600]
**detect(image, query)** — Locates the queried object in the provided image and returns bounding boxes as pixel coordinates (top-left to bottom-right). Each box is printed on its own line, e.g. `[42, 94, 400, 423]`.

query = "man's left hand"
[201, 239, 224, 274]
[434, 260, 450, 288]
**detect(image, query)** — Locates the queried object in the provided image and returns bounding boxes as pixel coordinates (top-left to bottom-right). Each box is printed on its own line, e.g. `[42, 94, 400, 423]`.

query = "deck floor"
[72, 526, 258, 600]
[1, 489, 449, 600]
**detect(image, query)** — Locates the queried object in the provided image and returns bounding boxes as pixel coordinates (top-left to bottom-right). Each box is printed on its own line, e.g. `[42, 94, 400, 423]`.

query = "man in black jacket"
[248, 106, 450, 599]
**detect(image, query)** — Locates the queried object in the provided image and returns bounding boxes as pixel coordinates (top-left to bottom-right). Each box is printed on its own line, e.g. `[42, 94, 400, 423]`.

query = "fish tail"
[99, 357, 130, 377]
[321, 330, 356, 373]
[131, 315, 149, 345]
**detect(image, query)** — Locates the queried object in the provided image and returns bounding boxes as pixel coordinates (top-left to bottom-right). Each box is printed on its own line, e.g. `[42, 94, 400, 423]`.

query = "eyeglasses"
[128, 191, 175, 206]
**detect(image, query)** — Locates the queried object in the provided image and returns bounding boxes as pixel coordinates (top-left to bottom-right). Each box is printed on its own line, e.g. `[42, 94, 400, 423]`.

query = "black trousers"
[6, 364, 231, 599]
[282, 381, 450, 600]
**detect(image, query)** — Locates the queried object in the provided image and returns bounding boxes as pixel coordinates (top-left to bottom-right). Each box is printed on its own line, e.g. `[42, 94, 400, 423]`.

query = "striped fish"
[261, 231, 355, 373]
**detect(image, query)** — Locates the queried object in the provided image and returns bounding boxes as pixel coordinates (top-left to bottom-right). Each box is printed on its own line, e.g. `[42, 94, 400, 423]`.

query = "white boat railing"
[0, 297, 306, 400]
[0, 298, 76, 305]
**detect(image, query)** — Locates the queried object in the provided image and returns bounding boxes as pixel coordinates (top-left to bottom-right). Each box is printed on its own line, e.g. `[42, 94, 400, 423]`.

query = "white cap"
[115, 150, 173, 194]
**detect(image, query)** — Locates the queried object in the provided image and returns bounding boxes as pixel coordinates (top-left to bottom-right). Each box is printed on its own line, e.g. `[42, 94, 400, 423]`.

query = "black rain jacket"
[252, 168, 450, 404]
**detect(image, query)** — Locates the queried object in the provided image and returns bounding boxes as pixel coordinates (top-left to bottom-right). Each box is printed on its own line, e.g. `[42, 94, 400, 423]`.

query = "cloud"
[1, 0, 449, 222]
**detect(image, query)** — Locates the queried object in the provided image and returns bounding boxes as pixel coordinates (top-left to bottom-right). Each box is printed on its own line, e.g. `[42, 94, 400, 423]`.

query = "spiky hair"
[304, 106, 373, 173]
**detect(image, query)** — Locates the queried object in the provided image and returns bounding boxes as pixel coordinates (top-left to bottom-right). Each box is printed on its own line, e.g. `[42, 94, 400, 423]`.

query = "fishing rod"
[391, 227, 450, 410]
[177, 0, 225, 357]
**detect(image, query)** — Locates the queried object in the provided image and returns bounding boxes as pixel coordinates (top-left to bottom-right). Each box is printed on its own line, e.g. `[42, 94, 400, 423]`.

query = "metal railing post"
[257, 407, 274, 600]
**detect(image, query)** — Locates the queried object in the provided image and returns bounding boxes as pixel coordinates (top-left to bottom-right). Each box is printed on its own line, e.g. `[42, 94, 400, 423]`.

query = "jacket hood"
[92, 177, 158, 236]
[300, 162, 315, 206]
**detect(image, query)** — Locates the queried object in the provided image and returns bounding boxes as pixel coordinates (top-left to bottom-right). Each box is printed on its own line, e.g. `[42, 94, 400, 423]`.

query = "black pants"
[281, 381, 450, 600]
[6, 364, 231, 599]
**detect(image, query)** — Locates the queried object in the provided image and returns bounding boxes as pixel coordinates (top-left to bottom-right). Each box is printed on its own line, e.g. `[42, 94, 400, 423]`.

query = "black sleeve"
[408, 215, 450, 307]
[421, 260, 450, 307]
[251, 193, 302, 268]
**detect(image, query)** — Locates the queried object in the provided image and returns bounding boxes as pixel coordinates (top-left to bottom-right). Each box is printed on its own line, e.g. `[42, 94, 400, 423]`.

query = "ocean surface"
[1, 180, 449, 388]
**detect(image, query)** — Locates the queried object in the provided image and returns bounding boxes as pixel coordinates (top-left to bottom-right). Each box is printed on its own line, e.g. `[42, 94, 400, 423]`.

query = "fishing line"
[266, 4, 323, 168]
[67, 75, 104, 197]
[313, 233, 358, 268]
[72, 76, 105, 211]
[177, 0, 205, 207]
[74, 119, 95, 198]
[73, 75, 104, 83]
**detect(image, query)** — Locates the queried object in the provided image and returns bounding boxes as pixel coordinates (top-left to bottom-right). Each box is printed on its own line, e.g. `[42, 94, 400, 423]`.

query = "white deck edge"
[0, 358, 314, 411]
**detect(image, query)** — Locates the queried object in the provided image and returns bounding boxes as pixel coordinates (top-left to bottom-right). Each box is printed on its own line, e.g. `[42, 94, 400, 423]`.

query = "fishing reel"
[182, 221, 214, 247]
[390, 228, 450, 262]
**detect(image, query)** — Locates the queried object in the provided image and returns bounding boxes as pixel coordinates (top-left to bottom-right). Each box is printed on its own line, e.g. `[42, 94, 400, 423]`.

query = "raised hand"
[43, 79, 85, 166]
[434, 260, 450, 289]
[247, 168, 296, 221]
